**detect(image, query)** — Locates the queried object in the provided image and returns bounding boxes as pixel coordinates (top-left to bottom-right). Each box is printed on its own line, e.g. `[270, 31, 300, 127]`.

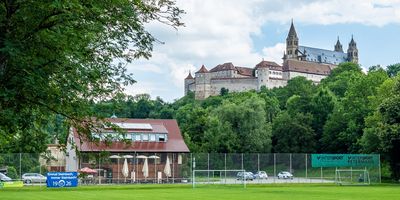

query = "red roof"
[185, 72, 194, 79]
[255, 61, 282, 71]
[196, 65, 209, 73]
[283, 60, 333, 75]
[73, 118, 190, 153]
[209, 62, 236, 72]
[235, 66, 253, 76]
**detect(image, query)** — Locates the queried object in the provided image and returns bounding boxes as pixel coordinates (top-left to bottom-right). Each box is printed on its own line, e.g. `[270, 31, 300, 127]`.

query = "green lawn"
[1, 184, 400, 200]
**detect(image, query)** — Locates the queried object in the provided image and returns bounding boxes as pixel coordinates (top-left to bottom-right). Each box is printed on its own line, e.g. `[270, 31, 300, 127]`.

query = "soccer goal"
[335, 168, 370, 185]
[192, 169, 247, 188]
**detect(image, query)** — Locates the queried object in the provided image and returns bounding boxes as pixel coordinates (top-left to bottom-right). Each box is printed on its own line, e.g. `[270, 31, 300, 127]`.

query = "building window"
[135, 134, 141, 141]
[158, 134, 166, 142]
[150, 134, 156, 142]
[142, 134, 149, 141]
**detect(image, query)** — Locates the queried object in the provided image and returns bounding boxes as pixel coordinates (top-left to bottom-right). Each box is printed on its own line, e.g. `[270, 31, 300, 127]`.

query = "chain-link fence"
[0, 153, 381, 186]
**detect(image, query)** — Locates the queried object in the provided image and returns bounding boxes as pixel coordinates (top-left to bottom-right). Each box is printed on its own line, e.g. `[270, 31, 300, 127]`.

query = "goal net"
[335, 169, 370, 185]
[192, 170, 247, 188]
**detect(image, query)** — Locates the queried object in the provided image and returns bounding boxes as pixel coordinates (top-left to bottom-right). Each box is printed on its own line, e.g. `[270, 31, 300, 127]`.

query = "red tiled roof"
[235, 66, 253, 76]
[211, 77, 256, 80]
[73, 118, 190, 153]
[209, 62, 236, 72]
[283, 59, 333, 75]
[185, 72, 194, 79]
[196, 65, 209, 73]
[255, 61, 282, 71]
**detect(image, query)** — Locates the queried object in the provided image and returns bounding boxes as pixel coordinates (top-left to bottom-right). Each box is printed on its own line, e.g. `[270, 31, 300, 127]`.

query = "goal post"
[192, 169, 247, 188]
[335, 168, 370, 185]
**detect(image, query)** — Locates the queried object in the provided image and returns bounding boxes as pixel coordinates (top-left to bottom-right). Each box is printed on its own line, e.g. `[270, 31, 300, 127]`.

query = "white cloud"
[124, 0, 400, 101]
[262, 43, 286, 64]
[259, 0, 400, 26]
[129, 63, 163, 74]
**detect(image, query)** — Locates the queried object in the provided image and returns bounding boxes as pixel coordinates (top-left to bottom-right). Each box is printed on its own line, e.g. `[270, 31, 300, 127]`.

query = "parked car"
[0, 172, 12, 182]
[236, 172, 254, 181]
[277, 171, 293, 179]
[22, 173, 47, 184]
[254, 171, 268, 179]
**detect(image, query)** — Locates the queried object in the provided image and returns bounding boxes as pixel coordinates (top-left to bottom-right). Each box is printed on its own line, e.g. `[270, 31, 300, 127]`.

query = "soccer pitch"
[1, 184, 400, 200]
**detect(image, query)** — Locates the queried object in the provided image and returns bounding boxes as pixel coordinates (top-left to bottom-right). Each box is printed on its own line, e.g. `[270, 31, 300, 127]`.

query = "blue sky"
[124, 0, 400, 102]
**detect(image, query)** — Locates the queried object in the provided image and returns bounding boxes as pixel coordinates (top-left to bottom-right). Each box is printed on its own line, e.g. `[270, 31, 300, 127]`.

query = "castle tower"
[347, 35, 358, 63]
[334, 36, 343, 52]
[286, 20, 299, 60]
[256, 62, 270, 90]
[194, 65, 211, 99]
[184, 71, 195, 95]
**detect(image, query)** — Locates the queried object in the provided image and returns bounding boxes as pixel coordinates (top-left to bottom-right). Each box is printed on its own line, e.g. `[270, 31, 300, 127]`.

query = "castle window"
[295, 41, 298, 45]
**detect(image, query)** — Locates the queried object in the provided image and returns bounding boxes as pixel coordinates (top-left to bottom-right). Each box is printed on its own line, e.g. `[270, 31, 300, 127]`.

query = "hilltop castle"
[184, 21, 358, 99]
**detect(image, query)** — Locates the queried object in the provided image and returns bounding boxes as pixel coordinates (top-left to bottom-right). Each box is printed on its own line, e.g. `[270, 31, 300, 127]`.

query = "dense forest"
[2, 62, 399, 179]
[90, 62, 400, 179]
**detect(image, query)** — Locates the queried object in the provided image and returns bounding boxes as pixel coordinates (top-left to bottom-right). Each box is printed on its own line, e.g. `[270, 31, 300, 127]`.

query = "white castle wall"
[209, 78, 258, 96]
[286, 71, 327, 83]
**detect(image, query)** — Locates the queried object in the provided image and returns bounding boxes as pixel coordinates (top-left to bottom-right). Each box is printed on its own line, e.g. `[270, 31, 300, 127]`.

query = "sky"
[124, 0, 400, 102]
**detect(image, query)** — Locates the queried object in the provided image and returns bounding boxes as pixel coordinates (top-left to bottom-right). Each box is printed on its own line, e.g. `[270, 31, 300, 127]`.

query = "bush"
[7, 166, 18, 179]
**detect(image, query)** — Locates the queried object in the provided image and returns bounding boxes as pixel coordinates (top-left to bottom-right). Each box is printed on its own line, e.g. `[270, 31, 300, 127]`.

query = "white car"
[0, 172, 12, 182]
[254, 171, 268, 179]
[22, 173, 47, 184]
[277, 171, 293, 179]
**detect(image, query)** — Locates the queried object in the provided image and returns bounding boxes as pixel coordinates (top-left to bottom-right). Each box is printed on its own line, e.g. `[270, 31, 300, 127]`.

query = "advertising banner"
[47, 172, 78, 188]
[311, 154, 379, 167]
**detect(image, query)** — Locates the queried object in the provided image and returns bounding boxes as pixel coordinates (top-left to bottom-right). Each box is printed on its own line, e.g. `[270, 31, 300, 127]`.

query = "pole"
[117, 153, 120, 184]
[39, 154, 42, 188]
[172, 153, 175, 183]
[19, 153, 22, 180]
[192, 157, 196, 188]
[98, 152, 101, 185]
[273, 153, 276, 183]
[305, 154, 308, 181]
[224, 153, 227, 184]
[207, 153, 210, 184]
[320, 167, 323, 183]
[378, 154, 382, 184]
[289, 153, 292, 173]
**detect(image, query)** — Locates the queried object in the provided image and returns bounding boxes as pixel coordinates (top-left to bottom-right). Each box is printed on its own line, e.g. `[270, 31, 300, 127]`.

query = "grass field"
[1, 184, 400, 200]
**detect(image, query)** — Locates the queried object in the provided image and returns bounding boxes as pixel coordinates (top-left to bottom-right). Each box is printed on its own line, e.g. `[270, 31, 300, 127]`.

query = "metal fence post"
[98, 152, 101, 185]
[207, 153, 210, 184]
[19, 153, 22, 180]
[305, 154, 308, 180]
[224, 153, 227, 184]
[320, 167, 323, 183]
[273, 153, 276, 183]
[241, 153, 244, 171]
[289, 153, 292, 173]
[378, 154, 382, 183]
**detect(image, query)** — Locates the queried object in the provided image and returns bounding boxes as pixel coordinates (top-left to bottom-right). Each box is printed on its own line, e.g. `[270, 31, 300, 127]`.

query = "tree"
[321, 62, 363, 97]
[207, 97, 272, 153]
[309, 88, 336, 151]
[0, 1, 184, 152]
[272, 112, 316, 153]
[220, 87, 229, 96]
[386, 63, 400, 77]
[272, 76, 315, 108]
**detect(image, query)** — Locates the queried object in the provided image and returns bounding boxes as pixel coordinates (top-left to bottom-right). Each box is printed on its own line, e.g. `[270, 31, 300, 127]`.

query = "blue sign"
[47, 172, 78, 188]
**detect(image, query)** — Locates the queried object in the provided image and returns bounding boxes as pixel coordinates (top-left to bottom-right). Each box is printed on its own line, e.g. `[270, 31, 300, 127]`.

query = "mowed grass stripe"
[1, 184, 400, 200]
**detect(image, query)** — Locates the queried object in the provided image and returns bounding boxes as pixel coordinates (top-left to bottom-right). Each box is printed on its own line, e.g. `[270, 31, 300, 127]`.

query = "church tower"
[347, 35, 358, 63]
[286, 20, 299, 60]
[334, 36, 343, 52]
